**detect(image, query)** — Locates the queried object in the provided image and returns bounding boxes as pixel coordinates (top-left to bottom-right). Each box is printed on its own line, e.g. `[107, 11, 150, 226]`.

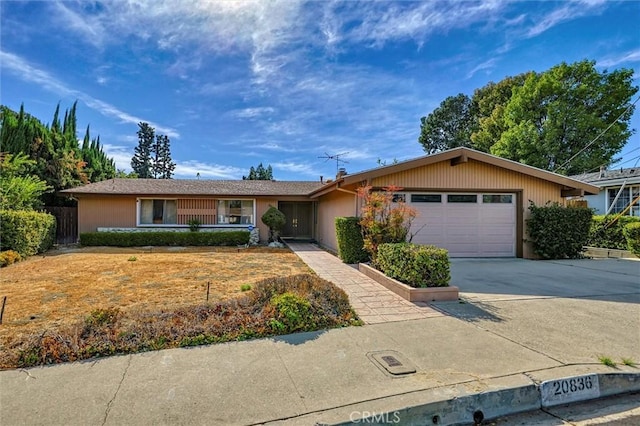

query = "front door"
[278, 202, 313, 239]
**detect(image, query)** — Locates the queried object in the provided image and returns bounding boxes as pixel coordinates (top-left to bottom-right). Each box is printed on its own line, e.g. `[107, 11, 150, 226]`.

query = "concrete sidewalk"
[1, 316, 638, 425]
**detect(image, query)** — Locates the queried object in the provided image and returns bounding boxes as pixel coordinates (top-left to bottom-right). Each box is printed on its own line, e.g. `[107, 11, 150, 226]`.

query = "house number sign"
[540, 374, 600, 407]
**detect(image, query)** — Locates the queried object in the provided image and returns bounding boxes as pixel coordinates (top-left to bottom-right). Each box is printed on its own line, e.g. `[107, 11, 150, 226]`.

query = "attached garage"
[311, 147, 600, 259]
[407, 192, 516, 257]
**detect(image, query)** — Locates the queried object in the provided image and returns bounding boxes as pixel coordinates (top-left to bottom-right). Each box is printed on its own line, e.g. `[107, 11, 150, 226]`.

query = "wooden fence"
[44, 206, 78, 244]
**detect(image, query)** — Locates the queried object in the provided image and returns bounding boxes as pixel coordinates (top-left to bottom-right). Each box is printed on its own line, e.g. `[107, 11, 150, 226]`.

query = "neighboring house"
[571, 167, 640, 217]
[61, 147, 598, 259]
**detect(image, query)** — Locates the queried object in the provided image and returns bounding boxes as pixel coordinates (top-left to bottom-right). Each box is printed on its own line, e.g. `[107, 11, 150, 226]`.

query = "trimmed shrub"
[79, 231, 250, 247]
[623, 222, 640, 256]
[0, 210, 56, 257]
[261, 206, 286, 243]
[588, 215, 640, 249]
[335, 217, 369, 264]
[526, 202, 592, 259]
[376, 243, 450, 288]
[0, 250, 21, 267]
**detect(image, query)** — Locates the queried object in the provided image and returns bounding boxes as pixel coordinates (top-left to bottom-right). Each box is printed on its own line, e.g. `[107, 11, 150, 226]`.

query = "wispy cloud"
[525, 0, 606, 38]
[466, 58, 498, 79]
[0, 50, 179, 138]
[272, 161, 322, 178]
[229, 107, 276, 119]
[174, 160, 245, 179]
[599, 49, 640, 67]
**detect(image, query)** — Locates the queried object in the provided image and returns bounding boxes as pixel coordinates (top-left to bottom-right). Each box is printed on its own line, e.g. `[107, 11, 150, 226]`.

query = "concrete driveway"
[434, 258, 640, 365]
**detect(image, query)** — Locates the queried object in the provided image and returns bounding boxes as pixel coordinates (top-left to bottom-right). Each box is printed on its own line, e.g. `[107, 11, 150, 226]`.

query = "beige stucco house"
[61, 148, 599, 259]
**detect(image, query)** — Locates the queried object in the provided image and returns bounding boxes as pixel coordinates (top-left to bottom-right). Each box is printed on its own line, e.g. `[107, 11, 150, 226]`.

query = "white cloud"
[273, 161, 321, 178]
[466, 58, 498, 79]
[0, 50, 179, 138]
[599, 49, 640, 67]
[525, 0, 606, 38]
[174, 160, 245, 179]
[102, 144, 133, 171]
[229, 107, 276, 119]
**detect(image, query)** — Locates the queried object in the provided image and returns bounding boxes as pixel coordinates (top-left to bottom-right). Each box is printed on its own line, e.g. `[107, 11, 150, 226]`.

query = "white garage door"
[407, 193, 516, 257]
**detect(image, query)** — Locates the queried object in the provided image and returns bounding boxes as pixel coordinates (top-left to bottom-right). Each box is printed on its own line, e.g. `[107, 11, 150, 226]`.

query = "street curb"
[308, 371, 640, 426]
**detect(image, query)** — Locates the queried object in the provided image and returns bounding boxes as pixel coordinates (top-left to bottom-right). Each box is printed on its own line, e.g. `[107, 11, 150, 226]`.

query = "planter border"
[358, 263, 459, 302]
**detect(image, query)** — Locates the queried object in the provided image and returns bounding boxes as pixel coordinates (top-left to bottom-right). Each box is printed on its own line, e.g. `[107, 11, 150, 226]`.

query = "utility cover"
[369, 351, 416, 375]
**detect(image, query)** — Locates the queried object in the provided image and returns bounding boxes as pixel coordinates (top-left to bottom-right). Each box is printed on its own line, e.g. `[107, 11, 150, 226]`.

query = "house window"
[392, 193, 406, 202]
[447, 194, 477, 203]
[608, 186, 639, 216]
[217, 200, 254, 224]
[411, 194, 442, 203]
[139, 199, 177, 224]
[483, 194, 513, 204]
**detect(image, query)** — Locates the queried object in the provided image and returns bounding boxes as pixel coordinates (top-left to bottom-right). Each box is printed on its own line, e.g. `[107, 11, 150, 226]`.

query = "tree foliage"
[418, 93, 475, 154]
[357, 185, 417, 265]
[0, 153, 51, 211]
[418, 60, 638, 175]
[0, 103, 116, 206]
[243, 163, 273, 180]
[131, 122, 175, 179]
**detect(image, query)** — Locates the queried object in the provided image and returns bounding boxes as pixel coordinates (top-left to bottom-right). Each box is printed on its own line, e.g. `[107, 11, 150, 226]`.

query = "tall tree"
[131, 122, 175, 179]
[470, 72, 531, 152]
[154, 134, 175, 179]
[491, 60, 637, 174]
[243, 162, 273, 180]
[131, 122, 154, 178]
[0, 103, 117, 205]
[419, 94, 475, 154]
[417, 60, 638, 174]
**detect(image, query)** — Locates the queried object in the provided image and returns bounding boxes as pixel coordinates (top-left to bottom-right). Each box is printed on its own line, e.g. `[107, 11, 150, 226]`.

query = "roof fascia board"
[336, 147, 599, 195]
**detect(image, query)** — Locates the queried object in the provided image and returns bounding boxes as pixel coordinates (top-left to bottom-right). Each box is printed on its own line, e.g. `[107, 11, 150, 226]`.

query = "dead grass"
[0, 246, 311, 345]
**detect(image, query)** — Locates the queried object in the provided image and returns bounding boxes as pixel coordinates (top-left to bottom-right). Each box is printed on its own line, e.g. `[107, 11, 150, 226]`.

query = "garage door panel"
[409, 192, 516, 257]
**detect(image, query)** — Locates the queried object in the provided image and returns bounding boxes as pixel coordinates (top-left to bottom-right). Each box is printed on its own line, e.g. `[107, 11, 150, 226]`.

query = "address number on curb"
[540, 374, 600, 407]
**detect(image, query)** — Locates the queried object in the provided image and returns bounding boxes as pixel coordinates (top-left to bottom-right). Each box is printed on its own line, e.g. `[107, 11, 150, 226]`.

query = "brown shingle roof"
[60, 179, 324, 197]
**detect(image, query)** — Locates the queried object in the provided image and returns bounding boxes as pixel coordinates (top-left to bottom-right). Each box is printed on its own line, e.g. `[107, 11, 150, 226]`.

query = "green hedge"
[335, 217, 369, 264]
[526, 202, 592, 259]
[80, 231, 250, 247]
[623, 222, 640, 256]
[376, 242, 450, 288]
[588, 215, 640, 249]
[0, 210, 56, 257]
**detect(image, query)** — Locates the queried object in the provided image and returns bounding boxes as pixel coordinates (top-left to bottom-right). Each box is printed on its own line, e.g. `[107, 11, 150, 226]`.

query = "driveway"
[434, 258, 640, 365]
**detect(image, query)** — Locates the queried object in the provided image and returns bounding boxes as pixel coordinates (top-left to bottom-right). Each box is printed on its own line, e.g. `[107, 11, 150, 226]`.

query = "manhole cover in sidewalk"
[368, 350, 416, 375]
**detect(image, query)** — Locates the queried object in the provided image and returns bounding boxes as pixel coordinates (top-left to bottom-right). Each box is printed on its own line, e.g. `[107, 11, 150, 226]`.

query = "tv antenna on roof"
[318, 152, 349, 173]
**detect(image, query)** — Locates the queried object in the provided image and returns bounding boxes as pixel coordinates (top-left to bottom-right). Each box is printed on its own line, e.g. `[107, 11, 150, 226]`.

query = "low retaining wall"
[582, 246, 638, 259]
[358, 263, 459, 302]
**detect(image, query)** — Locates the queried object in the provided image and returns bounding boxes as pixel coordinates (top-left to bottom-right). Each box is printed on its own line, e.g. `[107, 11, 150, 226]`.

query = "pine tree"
[155, 134, 175, 179]
[243, 163, 274, 180]
[131, 122, 154, 178]
[131, 122, 174, 179]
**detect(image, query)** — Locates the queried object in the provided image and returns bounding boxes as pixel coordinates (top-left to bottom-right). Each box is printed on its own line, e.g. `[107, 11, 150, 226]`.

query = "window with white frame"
[217, 200, 254, 225]
[607, 186, 640, 216]
[139, 199, 178, 224]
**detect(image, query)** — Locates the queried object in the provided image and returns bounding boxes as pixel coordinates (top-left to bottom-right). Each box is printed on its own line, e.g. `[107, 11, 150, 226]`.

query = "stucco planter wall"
[358, 263, 459, 302]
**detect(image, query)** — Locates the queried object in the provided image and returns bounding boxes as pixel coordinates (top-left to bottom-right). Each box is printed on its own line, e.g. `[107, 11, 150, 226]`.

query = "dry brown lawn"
[0, 246, 312, 345]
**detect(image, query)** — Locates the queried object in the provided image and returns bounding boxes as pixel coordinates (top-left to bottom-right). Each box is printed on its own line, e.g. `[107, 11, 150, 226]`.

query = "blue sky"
[1, 1, 639, 181]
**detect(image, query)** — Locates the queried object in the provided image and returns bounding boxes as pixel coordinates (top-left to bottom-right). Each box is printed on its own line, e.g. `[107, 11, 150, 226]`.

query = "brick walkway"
[286, 243, 444, 324]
